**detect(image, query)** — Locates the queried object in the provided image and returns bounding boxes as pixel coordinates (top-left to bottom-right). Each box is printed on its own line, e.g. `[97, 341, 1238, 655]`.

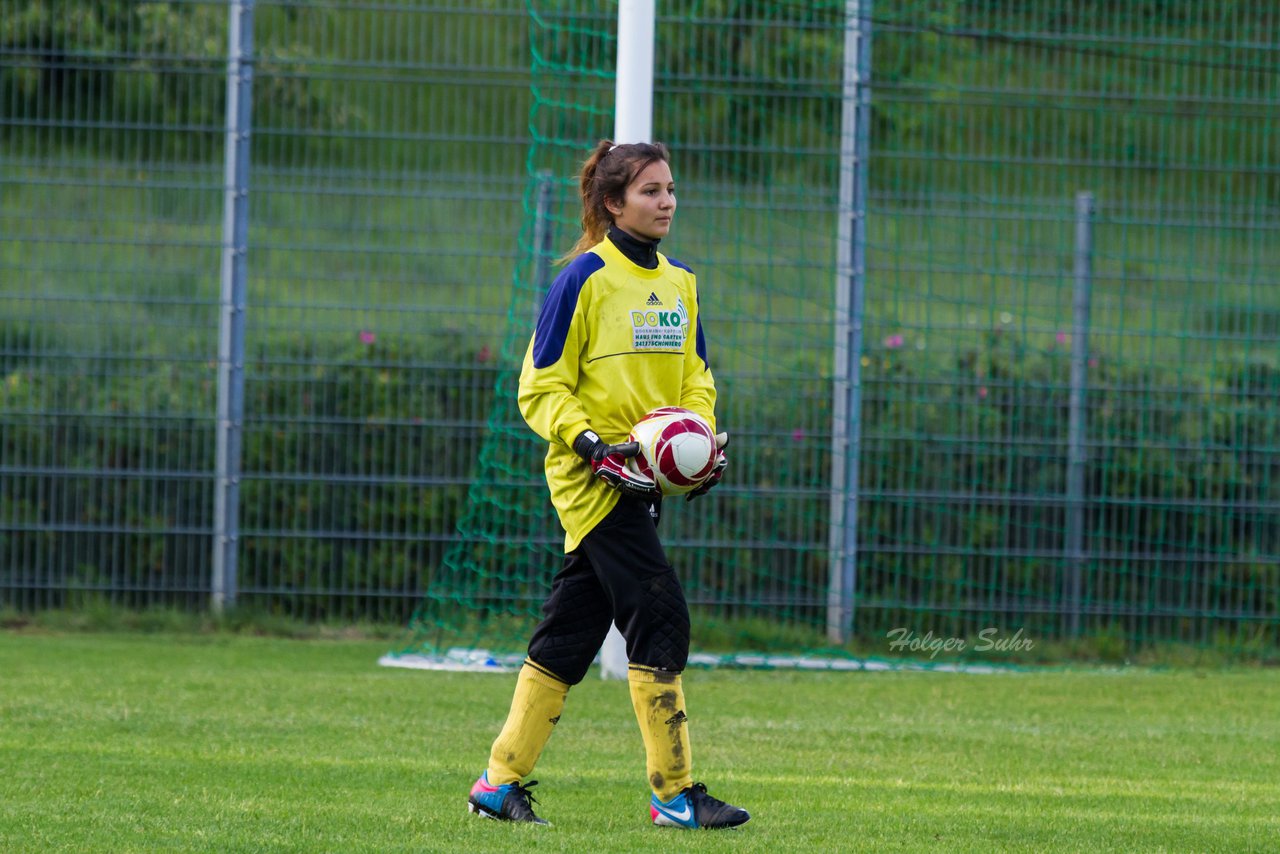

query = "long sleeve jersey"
[517, 235, 717, 551]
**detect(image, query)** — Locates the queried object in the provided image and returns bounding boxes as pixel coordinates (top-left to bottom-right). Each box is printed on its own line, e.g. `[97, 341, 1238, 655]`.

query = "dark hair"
[561, 139, 671, 262]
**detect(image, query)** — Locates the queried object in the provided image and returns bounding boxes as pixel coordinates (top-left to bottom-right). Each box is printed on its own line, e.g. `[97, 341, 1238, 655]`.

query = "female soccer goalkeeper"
[466, 140, 749, 830]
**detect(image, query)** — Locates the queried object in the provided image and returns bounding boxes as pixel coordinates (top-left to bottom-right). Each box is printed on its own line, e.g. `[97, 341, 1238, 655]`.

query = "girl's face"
[607, 159, 676, 241]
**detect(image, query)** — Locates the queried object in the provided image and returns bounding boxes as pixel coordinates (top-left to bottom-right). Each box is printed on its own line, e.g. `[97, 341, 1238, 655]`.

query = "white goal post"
[598, 0, 658, 680]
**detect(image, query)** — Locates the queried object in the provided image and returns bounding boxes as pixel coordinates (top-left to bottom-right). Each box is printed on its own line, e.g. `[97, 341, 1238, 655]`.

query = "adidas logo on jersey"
[646, 292, 663, 306]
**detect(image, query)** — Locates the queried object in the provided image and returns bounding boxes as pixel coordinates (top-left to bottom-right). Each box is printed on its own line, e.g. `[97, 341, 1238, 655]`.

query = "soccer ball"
[626, 407, 719, 496]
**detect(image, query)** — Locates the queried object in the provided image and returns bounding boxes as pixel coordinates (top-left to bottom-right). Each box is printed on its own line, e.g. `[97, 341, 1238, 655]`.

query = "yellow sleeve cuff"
[559, 420, 593, 448]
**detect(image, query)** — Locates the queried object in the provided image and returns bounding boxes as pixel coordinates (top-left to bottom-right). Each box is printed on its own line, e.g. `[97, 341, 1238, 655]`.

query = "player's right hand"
[572, 430, 660, 499]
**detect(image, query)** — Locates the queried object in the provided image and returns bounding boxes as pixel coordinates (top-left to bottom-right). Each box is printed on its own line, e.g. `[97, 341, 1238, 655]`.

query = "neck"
[607, 224, 660, 270]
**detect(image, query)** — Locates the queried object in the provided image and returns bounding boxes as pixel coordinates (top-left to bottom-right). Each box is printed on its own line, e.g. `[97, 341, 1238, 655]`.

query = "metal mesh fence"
[2, 0, 1277, 658]
[860, 1, 1280, 651]
[2, 0, 532, 617]
[2, 0, 228, 608]
[235, 1, 529, 620]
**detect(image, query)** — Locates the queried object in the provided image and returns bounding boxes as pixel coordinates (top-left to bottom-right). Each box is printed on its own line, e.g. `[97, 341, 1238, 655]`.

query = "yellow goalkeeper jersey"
[517, 235, 718, 552]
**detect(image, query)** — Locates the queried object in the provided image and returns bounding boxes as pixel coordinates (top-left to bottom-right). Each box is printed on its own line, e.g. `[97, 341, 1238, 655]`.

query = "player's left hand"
[686, 431, 728, 501]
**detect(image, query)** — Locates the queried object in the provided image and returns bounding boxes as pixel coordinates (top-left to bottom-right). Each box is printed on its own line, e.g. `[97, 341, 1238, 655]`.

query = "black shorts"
[526, 495, 691, 685]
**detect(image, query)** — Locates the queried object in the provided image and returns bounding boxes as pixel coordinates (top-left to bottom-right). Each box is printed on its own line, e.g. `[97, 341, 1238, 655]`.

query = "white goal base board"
[377, 649, 1012, 675]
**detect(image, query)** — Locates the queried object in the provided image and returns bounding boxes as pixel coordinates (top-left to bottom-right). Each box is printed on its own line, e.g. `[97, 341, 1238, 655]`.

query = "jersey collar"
[607, 224, 660, 270]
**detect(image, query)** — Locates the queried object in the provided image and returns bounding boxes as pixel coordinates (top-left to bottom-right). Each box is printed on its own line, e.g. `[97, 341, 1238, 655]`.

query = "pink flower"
[1056, 331, 1068, 345]
[883, 334, 904, 349]
[791, 428, 805, 442]
[978, 386, 988, 399]
[475, 345, 492, 363]
[359, 330, 376, 345]
[1088, 358, 1099, 368]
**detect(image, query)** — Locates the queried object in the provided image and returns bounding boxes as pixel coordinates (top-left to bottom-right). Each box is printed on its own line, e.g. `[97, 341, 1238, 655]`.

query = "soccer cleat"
[650, 782, 750, 829]
[467, 772, 549, 825]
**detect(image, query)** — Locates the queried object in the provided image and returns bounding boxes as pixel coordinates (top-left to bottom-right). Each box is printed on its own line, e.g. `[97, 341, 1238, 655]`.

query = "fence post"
[213, 0, 255, 613]
[531, 171, 555, 320]
[1066, 191, 1094, 636]
[828, 0, 872, 645]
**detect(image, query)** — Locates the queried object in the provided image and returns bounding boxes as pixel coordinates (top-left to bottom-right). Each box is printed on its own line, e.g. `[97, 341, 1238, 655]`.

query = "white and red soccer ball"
[626, 407, 719, 496]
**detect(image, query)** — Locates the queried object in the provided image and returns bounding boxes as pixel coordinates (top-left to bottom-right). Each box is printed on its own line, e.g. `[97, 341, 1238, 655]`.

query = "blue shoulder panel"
[667, 256, 707, 366]
[695, 294, 710, 370]
[532, 252, 606, 369]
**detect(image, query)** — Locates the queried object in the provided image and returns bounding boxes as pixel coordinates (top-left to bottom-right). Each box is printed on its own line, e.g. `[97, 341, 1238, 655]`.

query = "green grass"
[2, 631, 1278, 852]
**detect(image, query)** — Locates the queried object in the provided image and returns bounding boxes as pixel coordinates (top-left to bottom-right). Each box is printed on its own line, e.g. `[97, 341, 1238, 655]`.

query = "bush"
[1, 329, 1276, 647]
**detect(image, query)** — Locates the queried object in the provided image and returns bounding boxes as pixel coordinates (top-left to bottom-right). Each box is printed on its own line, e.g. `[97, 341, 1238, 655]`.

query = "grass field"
[2, 631, 1278, 853]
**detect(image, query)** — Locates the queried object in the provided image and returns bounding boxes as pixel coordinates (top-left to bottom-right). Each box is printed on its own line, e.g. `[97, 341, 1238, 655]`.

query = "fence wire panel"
[863, 1, 1280, 649]
[1, 0, 532, 618]
[236, 1, 530, 620]
[1, 1, 228, 608]
[2, 0, 1277, 656]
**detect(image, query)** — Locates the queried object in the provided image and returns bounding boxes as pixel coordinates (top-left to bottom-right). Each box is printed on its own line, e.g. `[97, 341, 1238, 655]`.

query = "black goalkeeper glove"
[572, 430, 660, 499]
[686, 431, 729, 501]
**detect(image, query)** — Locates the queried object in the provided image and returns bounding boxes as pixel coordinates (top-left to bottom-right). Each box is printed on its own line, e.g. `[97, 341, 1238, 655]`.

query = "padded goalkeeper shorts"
[526, 494, 690, 684]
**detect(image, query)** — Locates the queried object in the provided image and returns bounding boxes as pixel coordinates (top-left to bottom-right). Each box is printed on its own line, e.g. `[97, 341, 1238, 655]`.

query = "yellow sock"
[486, 660, 570, 785]
[628, 664, 693, 801]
